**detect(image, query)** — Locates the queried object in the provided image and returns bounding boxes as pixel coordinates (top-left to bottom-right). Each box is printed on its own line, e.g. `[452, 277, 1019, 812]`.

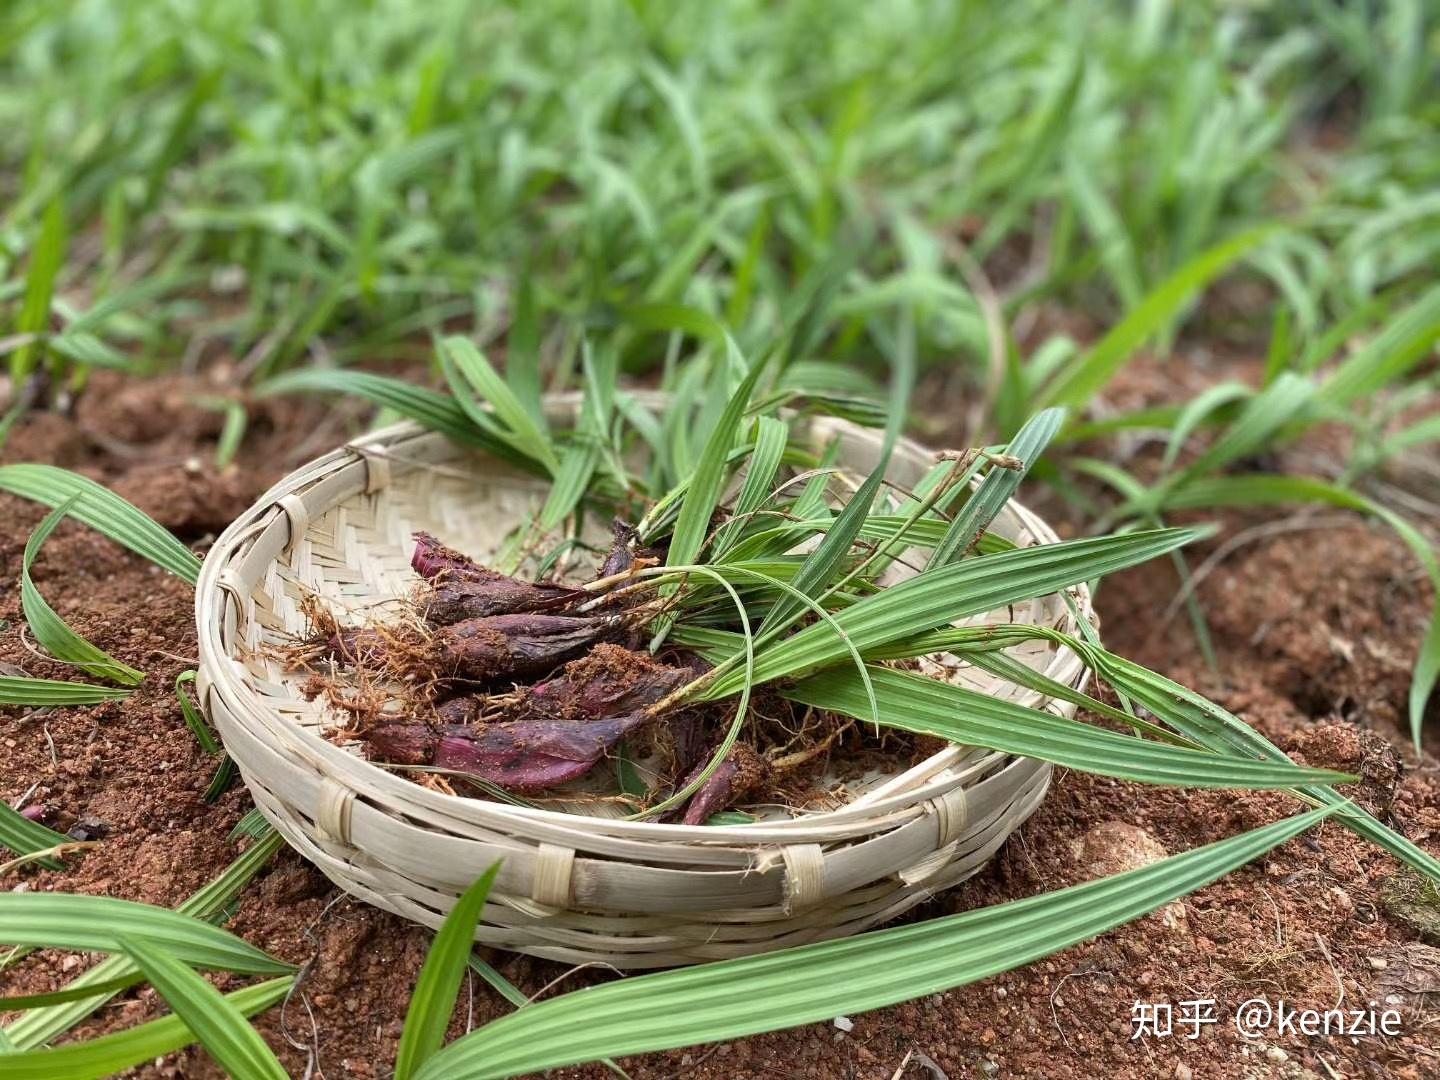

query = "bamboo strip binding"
[196, 397, 1096, 968]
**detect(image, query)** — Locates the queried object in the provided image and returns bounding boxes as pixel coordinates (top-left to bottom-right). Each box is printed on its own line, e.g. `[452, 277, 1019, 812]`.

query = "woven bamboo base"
[196, 398, 1095, 967]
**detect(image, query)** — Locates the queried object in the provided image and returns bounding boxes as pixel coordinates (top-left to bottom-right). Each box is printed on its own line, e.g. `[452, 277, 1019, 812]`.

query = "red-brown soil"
[2, 366, 1438, 1079]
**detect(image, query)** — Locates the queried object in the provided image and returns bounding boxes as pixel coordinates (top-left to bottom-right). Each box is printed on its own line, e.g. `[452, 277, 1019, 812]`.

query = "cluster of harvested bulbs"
[304, 531, 774, 824]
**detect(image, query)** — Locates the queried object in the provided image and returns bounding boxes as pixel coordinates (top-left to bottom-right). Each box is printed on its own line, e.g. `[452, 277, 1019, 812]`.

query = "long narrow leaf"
[784, 665, 1349, 789]
[11, 198, 67, 381]
[175, 671, 221, 754]
[665, 341, 767, 573]
[1088, 646, 1440, 882]
[0, 977, 292, 1080]
[0, 466, 200, 584]
[1039, 225, 1278, 408]
[0, 675, 131, 706]
[21, 497, 144, 685]
[415, 808, 1334, 1079]
[1318, 284, 1440, 407]
[117, 935, 288, 1080]
[928, 407, 1064, 568]
[0, 802, 70, 871]
[711, 415, 788, 556]
[3, 831, 285, 1049]
[703, 527, 1202, 696]
[0, 893, 293, 975]
[394, 862, 502, 1078]
[440, 336, 560, 473]
[536, 343, 615, 532]
[1173, 372, 1311, 482]
[1157, 474, 1440, 746]
[760, 314, 916, 635]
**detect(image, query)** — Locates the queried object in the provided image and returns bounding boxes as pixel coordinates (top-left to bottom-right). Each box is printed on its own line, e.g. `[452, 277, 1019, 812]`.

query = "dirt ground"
[2, 364, 1439, 1079]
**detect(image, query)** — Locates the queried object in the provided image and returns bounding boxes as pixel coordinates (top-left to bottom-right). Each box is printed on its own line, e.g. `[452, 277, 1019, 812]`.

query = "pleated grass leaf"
[4, 830, 285, 1050]
[0, 676, 131, 706]
[414, 807, 1334, 1079]
[1317, 283, 1440, 408]
[394, 862, 502, 1079]
[0, 465, 200, 584]
[665, 341, 767, 575]
[116, 935, 288, 1080]
[0, 977, 292, 1080]
[702, 527, 1202, 696]
[1171, 371, 1312, 484]
[260, 370, 483, 447]
[505, 277, 544, 427]
[22, 497, 144, 685]
[440, 336, 560, 474]
[927, 406, 1064, 568]
[0, 892, 294, 975]
[176, 671, 221, 754]
[783, 665, 1350, 790]
[0, 973, 146, 1011]
[536, 342, 615, 533]
[710, 414, 788, 557]
[0, 802, 70, 872]
[1085, 644, 1440, 883]
[758, 313, 914, 637]
[1160, 381, 1254, 470]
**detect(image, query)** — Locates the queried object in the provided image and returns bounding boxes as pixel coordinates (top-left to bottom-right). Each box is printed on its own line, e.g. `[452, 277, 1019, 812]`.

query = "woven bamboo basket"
[195, 395, 1097, 968]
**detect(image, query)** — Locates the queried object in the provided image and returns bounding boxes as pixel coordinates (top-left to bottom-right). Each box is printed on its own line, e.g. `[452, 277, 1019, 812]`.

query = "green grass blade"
[506, 277, 544, 427]
[704, 527, 1202, 695]
[536, 343, 615, 532]
[928, 408, 1064, 568]
[665, 340, 766, 574]
[394, 862, 503, 1079]
[1160, 382, 1254, 471]
[0, 893, 293, 975]
[1173, 372, 1312, 482]
[175, 671, 221, 754]
[0, 973, 143, 1011]
[1087, 646, 1440, 881]
[784, 665, 1349, 789]
[229, 808, 272, 842]
[0, 676, 130, 706]
[0, 466, 200, 584]
[3, 831, 284, 1049]
[1317, 284, 1440, 408]
[463, 955, 631, 1078]
[711, 415, 787, 556]
[415, 808, 1334, 1079]
[0, 977, 291, 1080]
[759, 314, 915, 634]
[440, 336, 560, 473]
[115, 935, 287, 1080]
[1038, 225, 1279, 409]
[11, 198, 67, 382]
[261, 370, 472, 441]
[0, 802, 69, 872]
[22, 497, 144, 685]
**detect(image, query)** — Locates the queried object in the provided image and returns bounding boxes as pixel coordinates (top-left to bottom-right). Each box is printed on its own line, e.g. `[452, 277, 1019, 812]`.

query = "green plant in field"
[1, 1, 1435, 390]
[0, 829, 292, 1076]
[398, 810, 1336, 1078]
[2, 323, 1437, 1074]
[272, 322, 1440, 844]
[0, 475, 293, 1072]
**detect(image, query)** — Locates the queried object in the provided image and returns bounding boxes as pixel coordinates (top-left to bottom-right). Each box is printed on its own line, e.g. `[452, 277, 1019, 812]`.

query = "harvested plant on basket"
[284, 337, 1354, 827]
